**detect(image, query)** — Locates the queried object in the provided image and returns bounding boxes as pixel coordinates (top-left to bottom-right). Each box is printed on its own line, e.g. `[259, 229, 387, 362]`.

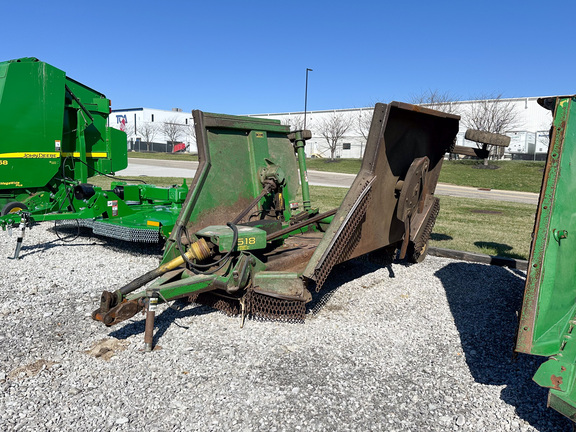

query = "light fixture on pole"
[304, 68, 313, 130]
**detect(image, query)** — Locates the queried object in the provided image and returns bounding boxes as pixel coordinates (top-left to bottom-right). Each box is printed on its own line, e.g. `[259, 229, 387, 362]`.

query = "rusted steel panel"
[303, 102, 459, 287]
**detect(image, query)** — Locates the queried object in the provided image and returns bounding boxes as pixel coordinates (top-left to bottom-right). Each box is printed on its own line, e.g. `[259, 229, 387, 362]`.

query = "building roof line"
[246, 96, 556, 117]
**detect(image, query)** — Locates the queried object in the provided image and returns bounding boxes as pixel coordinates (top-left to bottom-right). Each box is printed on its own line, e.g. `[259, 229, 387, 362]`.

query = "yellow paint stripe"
[147, 221, 161, 227]
[0, 152, 108, 158]
[61, 152, 108, 158]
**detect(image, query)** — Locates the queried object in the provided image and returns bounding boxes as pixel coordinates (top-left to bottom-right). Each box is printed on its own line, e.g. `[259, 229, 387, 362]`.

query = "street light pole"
[304, 68, 313, 131]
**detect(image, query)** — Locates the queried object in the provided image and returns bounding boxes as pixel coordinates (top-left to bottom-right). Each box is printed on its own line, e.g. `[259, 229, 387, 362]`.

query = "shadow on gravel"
[14, 238, 101, 259]
[434, 262, 573, 431]
[109, 300, 216, 344]
[13, 224, 165, 258]
[307, 249, 396, 315]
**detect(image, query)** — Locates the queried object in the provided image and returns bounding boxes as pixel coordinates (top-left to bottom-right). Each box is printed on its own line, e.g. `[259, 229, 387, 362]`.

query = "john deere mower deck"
[93, 102, 461, 351]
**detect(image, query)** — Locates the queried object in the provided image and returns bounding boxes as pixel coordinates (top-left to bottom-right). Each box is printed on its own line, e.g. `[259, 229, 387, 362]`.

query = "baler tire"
[1, 202, 28, 216]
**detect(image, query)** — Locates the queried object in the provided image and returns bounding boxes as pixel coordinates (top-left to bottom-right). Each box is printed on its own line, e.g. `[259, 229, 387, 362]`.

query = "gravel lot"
[0, 222, 572, 431]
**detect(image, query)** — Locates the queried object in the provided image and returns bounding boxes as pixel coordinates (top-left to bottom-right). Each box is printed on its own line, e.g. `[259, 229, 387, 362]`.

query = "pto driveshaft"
[92, 238, 212, 325]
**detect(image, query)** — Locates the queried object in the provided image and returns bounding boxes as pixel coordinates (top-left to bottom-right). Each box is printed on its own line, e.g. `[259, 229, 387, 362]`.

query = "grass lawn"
[438, 159, 545, 193]
[306, 158, 362, 174]
[305, 186, 535, 260]
[127, 153, 545, 193]
[306, 158, 545, 193]
[430, 196, 535, 260]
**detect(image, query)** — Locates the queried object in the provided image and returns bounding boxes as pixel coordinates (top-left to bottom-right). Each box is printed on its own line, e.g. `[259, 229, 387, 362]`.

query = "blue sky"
[2, 1, 574, 114]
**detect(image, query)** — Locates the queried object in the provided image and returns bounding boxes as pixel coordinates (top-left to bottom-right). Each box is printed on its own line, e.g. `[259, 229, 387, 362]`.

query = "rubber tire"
[407, 240, 429, 264]
[1, 202, 28, 216]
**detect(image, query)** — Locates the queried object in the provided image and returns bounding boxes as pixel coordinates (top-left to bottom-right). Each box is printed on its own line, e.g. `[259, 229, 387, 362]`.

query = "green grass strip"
[127, 151, 198, 162]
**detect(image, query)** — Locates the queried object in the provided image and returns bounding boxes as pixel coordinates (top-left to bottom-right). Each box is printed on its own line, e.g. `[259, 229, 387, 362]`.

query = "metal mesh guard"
[187, 292, 239, 316]
[187, 290, 306, 323]
[247, 289, 306, 323]
[312, 180, 373, 291]
[414, 198, 440, 256]
[91, 221, 160, 243]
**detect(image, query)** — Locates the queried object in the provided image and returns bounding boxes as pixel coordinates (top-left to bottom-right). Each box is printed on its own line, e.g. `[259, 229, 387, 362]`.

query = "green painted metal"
[0, 58, 67, 193]
[0, 180, 188, 239]
[252, 272, 307, 299]
[127, 275, 216, 302]
[160, 110, 301, 264]
[515, 95, 576, 422]
[138, 252, 268, 303]
[0, 57, 187, 243]
[291, 130, 312, 211]
[0, 57, 125, 198]
[196, 225, 267, 252]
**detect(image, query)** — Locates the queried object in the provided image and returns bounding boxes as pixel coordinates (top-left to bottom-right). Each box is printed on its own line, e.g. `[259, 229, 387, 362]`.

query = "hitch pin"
[8, 215, 27, 260]
[239, 297, 247, 329]
[144, 290, 159, 352]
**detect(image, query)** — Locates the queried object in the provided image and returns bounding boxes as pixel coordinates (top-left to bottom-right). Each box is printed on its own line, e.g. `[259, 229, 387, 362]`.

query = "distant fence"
[128, 139, 187, 153]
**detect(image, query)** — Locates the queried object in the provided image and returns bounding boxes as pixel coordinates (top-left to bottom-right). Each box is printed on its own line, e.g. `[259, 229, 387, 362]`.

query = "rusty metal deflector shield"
[303, 102, 459, 289]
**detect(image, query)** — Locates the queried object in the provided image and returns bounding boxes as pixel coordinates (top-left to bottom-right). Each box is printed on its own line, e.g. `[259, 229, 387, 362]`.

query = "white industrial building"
[110, 107, 195, 153]
[248, 97, 554, 160]
[111, 96, 555, 160]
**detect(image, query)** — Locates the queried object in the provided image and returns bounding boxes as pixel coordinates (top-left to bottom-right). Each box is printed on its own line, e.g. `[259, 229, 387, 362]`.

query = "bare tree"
[122, 126, 136, 151]
[410, 89, 460, 115]
[138, 122, 158, 152]
[124, 126, 135, 140]
[463, 93, 521, 161]
[161, 116, 186, 152]
[185, 119, 196, 153]
[356, 109, 373, 159]
[281, 115, 305, 131]
[317, 112, 354, 160]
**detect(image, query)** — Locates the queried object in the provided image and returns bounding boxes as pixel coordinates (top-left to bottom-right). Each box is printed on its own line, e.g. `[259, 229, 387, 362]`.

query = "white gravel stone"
[0, 222, 572, 431]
